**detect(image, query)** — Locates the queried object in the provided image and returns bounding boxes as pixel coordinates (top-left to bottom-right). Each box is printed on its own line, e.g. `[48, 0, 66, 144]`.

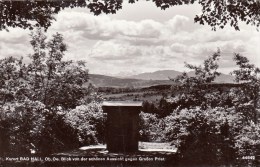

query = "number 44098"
[242, 156, 255, 160]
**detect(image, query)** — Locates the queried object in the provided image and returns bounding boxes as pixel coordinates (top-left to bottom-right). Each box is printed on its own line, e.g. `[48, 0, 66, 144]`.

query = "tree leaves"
[0, 29, 91, 155]
[26, 28, 89, 109]
[195, 0, 260, 31]
[171, 50, 221, 109]
[163, 106, 260, 165]
[0, 0, 259, 31]
[0, 28, 89, 109]
[232, 53, 260, 83]
[65, 102, 105, 144]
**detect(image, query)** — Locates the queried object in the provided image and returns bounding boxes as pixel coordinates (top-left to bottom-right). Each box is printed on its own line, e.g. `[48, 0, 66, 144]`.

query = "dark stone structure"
[102, 101, 142, 153]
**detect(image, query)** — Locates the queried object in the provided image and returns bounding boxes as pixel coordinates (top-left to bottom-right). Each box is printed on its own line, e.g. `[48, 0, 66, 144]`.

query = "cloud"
[166, 15, 190, 33]
[0, 28, 32, 62]
[46, 10, 194, 74]
[91, 41, 142, 61]
[51, 10, 190, 41]
[170, 43, 187, 53]
[0, 28, 30, 44]
[0, 6, 259, 76]
[52, 11, 162, 40]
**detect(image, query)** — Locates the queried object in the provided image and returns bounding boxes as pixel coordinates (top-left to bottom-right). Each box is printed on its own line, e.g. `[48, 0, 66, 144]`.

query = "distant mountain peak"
[127, 70, 234, 83]
[128, 70, 181, 80]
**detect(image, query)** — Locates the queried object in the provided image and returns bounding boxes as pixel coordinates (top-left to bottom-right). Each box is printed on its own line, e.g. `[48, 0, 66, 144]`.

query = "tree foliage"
[140, 102, 260, 165]
[30, 28, 89, 109]
[0, 29, 92, 155]
[0, 28, 89, 109]
[0, 0, 259, 31]
[232, 53, 260, 83]
[194, 0, 260, 30]
[0, 56, 28, 105]
[65, 102, 106, 145]
[163, 107, 260, 166]
[172, 51, 221, 109]
[138, 52, 260, 165]
[0, 100, 47, 155]
[231, 54, 260, 122]
[175, 50, 221, 84]
[139, 112, 165, 142]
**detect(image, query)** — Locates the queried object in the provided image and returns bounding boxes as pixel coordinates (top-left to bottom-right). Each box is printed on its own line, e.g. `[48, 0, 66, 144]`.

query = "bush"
[65, 102, 106, 145]
[139, 112, 165, 142]
[0, 99, 82, 156]
[235, 121, 260, 156]
[163, 106, 260, 166]
[37, 109, 81, 155]
[0, 100, 47, 155]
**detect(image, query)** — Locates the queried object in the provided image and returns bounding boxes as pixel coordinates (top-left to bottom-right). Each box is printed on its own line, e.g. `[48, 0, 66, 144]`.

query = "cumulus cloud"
[51, 11, 165, 40]
[170, 43, 187, 53]
[0, 28, 30, 44]
[91, 41, 142, 61]
[0, 28, 32, 62]
[0, 6, 259, 75]
[166, 15, 190, 33]
[52, 9, 259, 74]
[51, 10, 190, 41]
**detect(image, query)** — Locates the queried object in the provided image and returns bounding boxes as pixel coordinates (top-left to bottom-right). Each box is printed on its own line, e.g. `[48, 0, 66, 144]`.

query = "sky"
[0, 1, 259, 76]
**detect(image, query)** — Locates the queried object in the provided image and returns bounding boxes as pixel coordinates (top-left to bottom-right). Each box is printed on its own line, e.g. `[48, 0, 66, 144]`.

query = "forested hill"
[128, 70, 234, 82]
[88, 71, 234, 88]
[88, 74, 173, 88]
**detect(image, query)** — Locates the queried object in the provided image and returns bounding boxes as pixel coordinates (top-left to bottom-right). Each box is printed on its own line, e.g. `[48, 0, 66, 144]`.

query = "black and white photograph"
[0, 0, 260, 166]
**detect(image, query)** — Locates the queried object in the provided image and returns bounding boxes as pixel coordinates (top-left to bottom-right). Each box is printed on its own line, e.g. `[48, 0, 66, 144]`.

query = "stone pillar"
[102, 101, 142, 153]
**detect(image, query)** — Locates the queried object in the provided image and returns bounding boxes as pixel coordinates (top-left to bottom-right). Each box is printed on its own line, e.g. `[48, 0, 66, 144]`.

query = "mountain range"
[127, 70, 234, 82]
[88, 70, 234, 88]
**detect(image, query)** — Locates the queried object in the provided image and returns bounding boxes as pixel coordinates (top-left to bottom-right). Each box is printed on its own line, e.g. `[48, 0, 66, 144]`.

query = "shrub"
[163, 107, 259, 166]
[0, 100, 47, 155]
[37, 109, 81, 155]
[0, 99, 82, 156]
[139, 112, 165, 142]
[65, 102, 106, 145]
[235, 121, 260, 156]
